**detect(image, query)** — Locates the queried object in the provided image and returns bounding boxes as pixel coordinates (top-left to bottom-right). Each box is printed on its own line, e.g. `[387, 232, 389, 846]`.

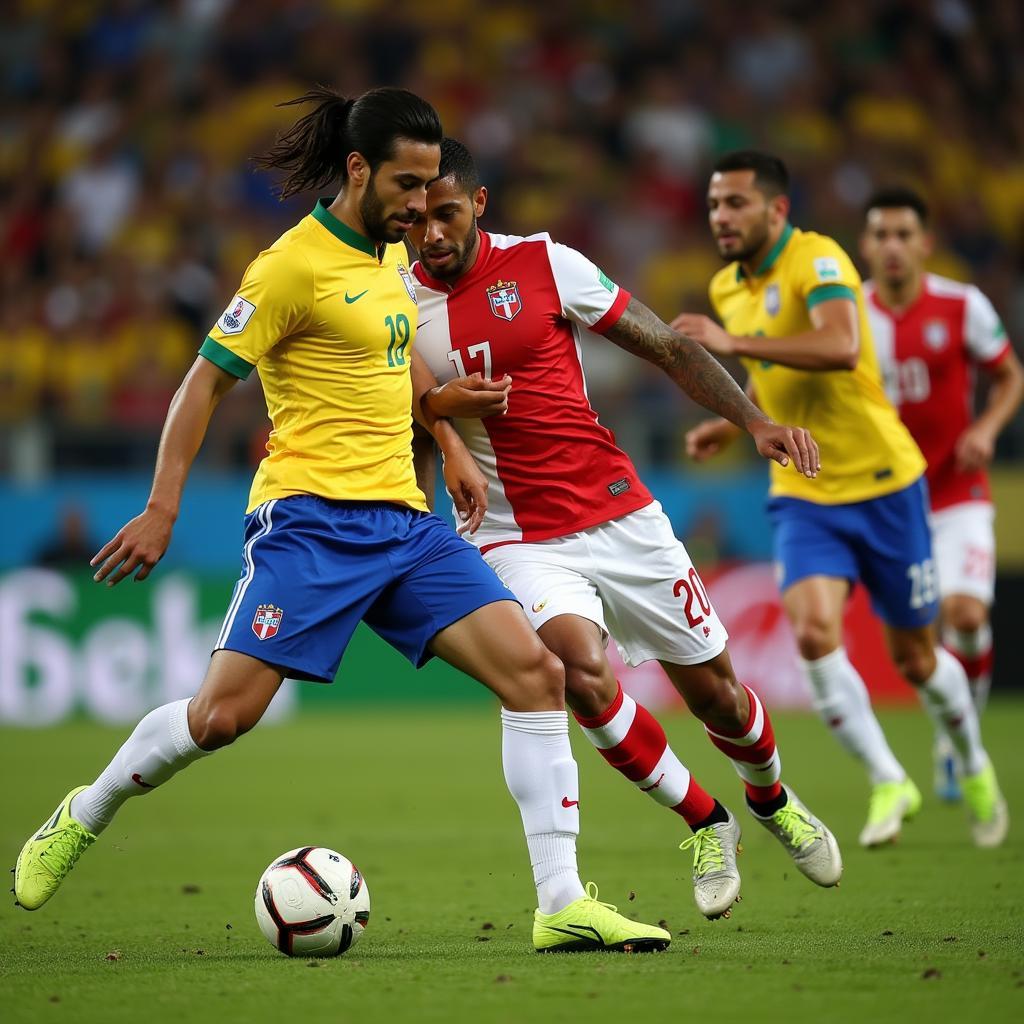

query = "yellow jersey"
[709, 223, 925, 504]
[201, 200, 427, 514]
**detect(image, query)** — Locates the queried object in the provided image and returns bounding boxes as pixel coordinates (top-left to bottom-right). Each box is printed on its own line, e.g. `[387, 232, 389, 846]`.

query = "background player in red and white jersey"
[861, 187, 1024, 799]
[408, 138, 843, 920]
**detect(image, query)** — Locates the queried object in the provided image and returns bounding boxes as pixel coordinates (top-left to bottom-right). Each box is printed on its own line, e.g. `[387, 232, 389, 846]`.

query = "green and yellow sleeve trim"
[806, 283, 856, 308]
[199, 336, 256, 380]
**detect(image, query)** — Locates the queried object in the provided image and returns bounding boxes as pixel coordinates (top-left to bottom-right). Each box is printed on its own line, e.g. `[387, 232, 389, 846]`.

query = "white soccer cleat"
[753, 786, 842, 887]
[679, 809, 742, 919]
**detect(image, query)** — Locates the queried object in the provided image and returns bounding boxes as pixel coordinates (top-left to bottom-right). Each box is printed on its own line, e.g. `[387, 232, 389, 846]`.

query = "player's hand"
[671, 313, 737, 356]
[748, 420, 821, 478]
[441, 444, 489, 535]
[90, 506, 175, 585]
[955, 422, 996, 472]
[427, 373, 512, 420]
[685, 418, 742, 461]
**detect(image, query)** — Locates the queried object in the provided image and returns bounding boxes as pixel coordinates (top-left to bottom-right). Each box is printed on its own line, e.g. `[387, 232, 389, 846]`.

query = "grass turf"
[1, 701, 1022, 1023]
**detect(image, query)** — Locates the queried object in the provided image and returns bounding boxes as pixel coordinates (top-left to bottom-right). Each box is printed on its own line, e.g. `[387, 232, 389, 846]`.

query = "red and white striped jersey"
[865, 273, 1011, 510]
[413, 229, 653, 552]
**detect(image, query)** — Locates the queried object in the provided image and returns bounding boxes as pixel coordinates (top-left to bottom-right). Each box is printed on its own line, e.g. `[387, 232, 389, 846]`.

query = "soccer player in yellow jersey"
[678, 151, 1006, 848]
[13, 87, 671, 953]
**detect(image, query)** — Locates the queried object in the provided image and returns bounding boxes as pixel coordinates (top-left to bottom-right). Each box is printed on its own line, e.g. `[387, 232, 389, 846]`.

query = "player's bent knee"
[944, 598, 987, 634]
[893, 648, 935, 686]
[792, 619, 839, 661]
[513, 646, 566, 709]
[189, 700, 260, 751]
[563, 655, 617, 716]
[665, 654, 744, 728]
[688, 674, 745, 728]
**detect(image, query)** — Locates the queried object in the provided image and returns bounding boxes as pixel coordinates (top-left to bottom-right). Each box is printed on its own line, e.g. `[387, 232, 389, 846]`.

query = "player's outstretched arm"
[410, 351, 489, 533]
[605, 297, 819, 476]
[91, 356, 239, 585]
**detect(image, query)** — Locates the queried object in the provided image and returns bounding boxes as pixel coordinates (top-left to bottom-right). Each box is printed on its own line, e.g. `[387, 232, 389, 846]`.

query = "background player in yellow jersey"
[13, 86, 670, 953]
[678, 151, 1007, 849]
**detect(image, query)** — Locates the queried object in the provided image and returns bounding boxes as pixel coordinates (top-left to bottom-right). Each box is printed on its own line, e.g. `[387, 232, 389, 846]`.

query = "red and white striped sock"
[574, 682, 716, 828]
[943, 623, 994, 714]
[704, 685, 783, 804]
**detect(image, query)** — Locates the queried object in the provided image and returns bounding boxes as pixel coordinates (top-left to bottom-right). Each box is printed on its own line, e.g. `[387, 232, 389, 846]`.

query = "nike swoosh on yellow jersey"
[344, 289, 369, 303]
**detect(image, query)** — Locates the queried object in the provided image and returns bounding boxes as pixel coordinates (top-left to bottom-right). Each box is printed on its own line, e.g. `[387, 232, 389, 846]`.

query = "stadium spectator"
[0, 0, 1021, 474]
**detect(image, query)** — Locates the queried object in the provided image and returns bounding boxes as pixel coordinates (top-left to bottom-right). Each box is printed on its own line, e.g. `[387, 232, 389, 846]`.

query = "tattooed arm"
[604, 296, 820, 476]
[605, 297, 765, 427]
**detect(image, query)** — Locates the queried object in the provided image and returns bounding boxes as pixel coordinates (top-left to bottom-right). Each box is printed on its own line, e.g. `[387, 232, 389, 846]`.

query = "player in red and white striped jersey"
[861, 187, 1024, 799]
[408, 138, 843, 918]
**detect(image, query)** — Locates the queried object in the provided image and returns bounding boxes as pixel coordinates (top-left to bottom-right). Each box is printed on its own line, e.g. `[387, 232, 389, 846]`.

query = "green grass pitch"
[2, 702, 1022, 1023]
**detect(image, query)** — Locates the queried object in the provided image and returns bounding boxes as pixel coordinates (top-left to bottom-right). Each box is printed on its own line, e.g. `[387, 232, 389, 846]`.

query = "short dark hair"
[438, 137, 480, 195]
[255, 85, 442, 199]
[712, 150, 790, 197]
[864, 186, 929, 226]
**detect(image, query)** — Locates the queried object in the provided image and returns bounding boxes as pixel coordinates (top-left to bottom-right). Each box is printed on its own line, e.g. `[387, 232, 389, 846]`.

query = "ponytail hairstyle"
[255, 86, 442, 199]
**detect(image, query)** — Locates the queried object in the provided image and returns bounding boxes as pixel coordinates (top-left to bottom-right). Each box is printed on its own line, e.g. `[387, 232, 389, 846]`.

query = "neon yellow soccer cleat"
[858, 778, 922, 848]
[533, 882, 671, 953]
[962, 760, 1009, 849]
[14, 787, 96, 911]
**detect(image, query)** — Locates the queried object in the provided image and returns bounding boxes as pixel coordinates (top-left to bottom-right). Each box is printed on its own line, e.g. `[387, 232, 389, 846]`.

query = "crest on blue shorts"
[252, 604, 283, 640]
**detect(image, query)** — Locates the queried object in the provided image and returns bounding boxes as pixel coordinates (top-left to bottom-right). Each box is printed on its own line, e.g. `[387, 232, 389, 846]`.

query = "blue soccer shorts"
[214, 495, 516, 682]
[767, 477, 939, 630]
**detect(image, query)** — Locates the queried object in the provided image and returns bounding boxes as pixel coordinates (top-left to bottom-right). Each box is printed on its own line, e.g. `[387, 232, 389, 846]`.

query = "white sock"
[500, 708, 585, 915]
[70, 699, 210, 834]
[918, 648, 987, 776]
[800, 648, 906, 785]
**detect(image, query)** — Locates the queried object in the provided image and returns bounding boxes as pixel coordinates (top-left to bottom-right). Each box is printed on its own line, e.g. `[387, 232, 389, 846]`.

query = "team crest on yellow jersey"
[765, 283, 781, 317]
[397, 264, 417, 304]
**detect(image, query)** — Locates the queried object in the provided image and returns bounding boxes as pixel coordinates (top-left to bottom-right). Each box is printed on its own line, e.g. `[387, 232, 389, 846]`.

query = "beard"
[882, 266, 911, 289]
[359, 176, 405, 244]
[421, 214, 478, 281]
[717, 221, 771, 263]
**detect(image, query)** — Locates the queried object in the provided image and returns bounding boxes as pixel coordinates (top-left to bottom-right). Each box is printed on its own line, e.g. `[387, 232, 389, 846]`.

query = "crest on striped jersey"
[487, 280, 522, 321]
[924, 319, 949, 351]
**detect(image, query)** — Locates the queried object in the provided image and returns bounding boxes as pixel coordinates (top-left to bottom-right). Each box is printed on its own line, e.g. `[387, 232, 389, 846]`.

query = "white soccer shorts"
[483, 501, 728, 667]
[930, 501, 996, 604]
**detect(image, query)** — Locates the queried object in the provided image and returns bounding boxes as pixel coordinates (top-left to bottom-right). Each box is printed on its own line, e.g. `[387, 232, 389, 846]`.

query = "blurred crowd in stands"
[3, 0, 1024, 477]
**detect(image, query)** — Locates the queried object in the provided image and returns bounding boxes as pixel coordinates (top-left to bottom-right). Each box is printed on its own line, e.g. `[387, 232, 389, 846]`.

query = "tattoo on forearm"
[605, 298, 765, 428]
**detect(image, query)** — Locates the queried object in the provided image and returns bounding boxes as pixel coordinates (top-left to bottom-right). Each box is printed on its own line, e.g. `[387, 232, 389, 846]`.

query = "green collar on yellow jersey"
[312, 199, 381, 259]
[737, 222, 794, 281]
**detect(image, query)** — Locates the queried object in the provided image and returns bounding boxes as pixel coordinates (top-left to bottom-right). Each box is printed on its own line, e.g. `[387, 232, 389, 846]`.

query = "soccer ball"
[254, 846, 370, 957]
